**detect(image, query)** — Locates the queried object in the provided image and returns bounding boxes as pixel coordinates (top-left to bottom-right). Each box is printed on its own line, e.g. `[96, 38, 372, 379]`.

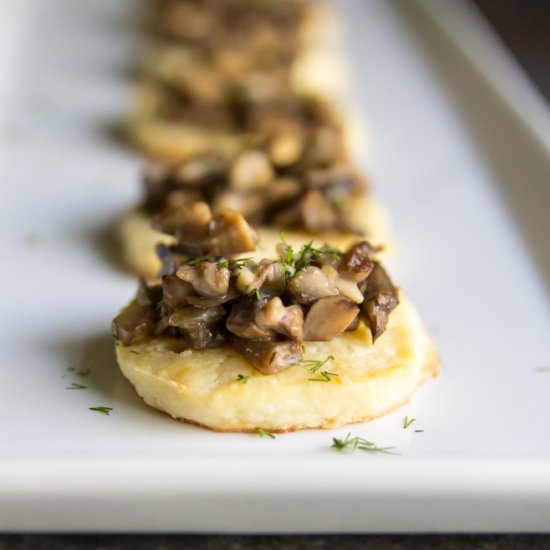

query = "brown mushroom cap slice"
[177, 262, 230, 297]
[360, 263, 399, 342]
[163, 273, 238, 309]
[226, 295, 275, 341]
[232, 338, 302, 375]
[208, 209, 259, 256]
[255, 296, 304, 341]
[229, 150, 274, 191]
[236, 259, 285, 294]
[338, 241, 376, 283]
[169, 305, 227, 349]
[287, 266, 338, 305]
[112, 303, 158, 346]
[172, 153, 227, 187]
[303, 296, 359, 341]
[152, 201, 212, 240]
[300, 190, 339, 233]
[162, 274, 191, 310]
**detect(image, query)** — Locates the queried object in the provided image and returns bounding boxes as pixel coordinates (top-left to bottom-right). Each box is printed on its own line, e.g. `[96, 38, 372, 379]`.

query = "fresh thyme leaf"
[66, 383, 87, 390]
[76, 367, 91, 377]
[403, 416, 416, 429]
[331, 433, 397, 455]
[254, 288, 261, 301]
[130, 351, 140, 355]
[186, 256, 209, 266]
[89, 406, 112, 415]
[256, 427, 275, 439]
[219, 260, 229, 269]
[237, 374, 250, 383]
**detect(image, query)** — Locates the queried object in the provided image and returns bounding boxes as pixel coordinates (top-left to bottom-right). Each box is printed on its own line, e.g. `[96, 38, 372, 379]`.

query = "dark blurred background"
[474, 0, 550, 102]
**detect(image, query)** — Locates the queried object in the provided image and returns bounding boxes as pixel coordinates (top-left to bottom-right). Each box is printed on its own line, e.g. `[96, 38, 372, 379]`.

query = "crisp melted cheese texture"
[118, 196, 392, 280]
[116, 296, 438, 432]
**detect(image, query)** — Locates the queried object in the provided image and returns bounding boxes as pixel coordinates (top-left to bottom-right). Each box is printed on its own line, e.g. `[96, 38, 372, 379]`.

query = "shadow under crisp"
[392, 1, 550, 298]
[82, 211, 133, 276]
[49, 330, 157, 417]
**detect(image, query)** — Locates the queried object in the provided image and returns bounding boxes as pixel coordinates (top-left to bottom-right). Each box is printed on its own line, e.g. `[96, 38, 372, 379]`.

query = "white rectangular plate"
[1, 0, 549, 533]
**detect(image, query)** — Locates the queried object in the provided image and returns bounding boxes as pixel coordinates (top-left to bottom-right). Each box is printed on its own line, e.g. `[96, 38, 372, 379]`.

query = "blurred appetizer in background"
[119, 146, 389, 279]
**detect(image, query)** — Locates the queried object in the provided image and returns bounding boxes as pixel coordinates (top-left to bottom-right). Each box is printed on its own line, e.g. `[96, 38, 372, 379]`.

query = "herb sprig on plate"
[331, 433, 397, 455]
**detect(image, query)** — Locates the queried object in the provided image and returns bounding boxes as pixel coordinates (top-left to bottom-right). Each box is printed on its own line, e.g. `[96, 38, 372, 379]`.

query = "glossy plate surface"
[0, 0, 549, 533]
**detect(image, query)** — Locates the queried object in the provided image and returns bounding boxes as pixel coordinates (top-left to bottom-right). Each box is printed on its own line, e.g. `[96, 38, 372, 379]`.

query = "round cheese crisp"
[115, 296, 438, 432]
[118, 196, 392, 280]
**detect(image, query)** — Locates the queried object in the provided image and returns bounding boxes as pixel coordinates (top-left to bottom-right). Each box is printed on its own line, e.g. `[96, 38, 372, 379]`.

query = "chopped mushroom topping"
[360, 263, 399, 342]
[338, 241, 376, 282]
[287, 266, 338, 305]
[112, 303, 157, 346]
[115, 239, 399, 374]
[176, 262, 230, 297]
[236, 259, 285, 293]
[300, 190, 339, 233]
[172, 154, 227, 187]
[226, 295, 276, 341]
[152, 201, 212, 242]
[255, 296, 303, 341]
[229, 151, 274, 191]
[154, 207, 259, 272]
[303, 296, 359, 341]
[169, 305, 227, 349]
[231, 339, 302, 375]
[208, 209, 259, 255]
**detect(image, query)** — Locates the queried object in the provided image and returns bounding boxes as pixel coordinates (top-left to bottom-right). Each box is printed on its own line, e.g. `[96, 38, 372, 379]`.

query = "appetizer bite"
[126, 0, 352, 161]
[119, 147, 388, 279]
[113, 211, 437, 432]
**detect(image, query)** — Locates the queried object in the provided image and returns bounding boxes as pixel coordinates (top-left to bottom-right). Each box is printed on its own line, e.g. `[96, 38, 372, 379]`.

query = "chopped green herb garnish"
[130, 350, 140, 355]
[278, 235, 344, 284]
[186, 256, 209, 266]
[89, 407, 112, 415]
[293, 355, 338, 382]
[332, 433, 397, 454]
[66, 383, 87, 390]
[254, 288, 261, 301]
[310, 370, 338, 382]
[278, 232, 296, 284]
[414, 430, 424, 433]
[403, 416, 416, 429]
[232, 257, 253, 268]
[237, 374, 250, 383]
[256, 427, 275, 439]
